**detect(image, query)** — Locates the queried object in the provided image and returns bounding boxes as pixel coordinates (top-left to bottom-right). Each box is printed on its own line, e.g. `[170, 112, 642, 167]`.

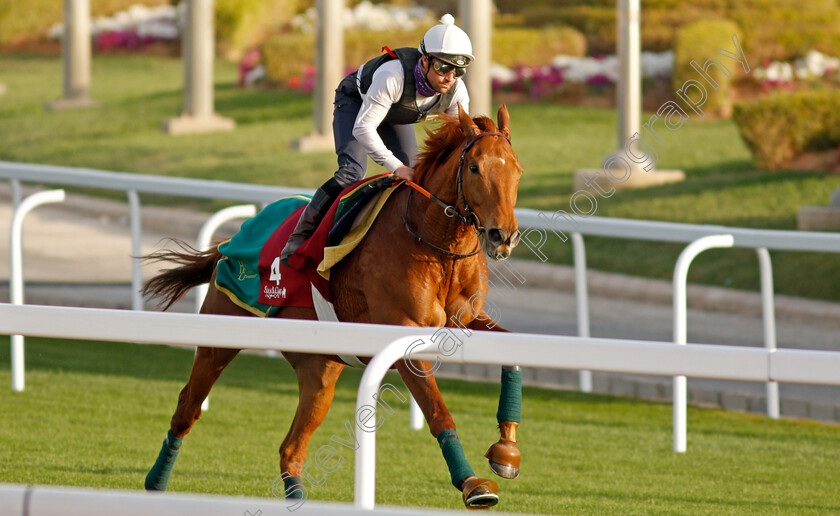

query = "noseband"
[401, 131, 512, 259]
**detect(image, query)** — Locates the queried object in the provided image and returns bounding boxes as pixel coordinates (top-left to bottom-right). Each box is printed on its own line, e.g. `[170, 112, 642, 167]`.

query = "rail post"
[572, 232, 592, 392]
[10, 189, 66, 391]
[756, 247, 779, 418]
[355, 336, 434, 509]
[672, 234, 734, 452]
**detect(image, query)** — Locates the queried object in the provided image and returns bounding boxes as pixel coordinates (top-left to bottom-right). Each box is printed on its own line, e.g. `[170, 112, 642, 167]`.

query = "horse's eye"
[469, 163, 479, 174]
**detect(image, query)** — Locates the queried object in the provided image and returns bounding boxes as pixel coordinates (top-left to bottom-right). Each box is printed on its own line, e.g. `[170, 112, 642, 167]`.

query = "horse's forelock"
[414, 114, 500, 184]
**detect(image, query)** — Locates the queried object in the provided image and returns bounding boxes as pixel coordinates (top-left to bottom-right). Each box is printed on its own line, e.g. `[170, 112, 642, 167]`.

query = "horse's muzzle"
[484, 228, 521, 260]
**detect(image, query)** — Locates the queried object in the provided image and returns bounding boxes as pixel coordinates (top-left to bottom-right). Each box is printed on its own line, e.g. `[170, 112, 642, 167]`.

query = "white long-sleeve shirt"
[352, 59, 470, 172]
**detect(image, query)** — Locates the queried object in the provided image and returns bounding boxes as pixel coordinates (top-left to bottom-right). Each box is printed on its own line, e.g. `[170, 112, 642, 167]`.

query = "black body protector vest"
[357, 47, 455, 125]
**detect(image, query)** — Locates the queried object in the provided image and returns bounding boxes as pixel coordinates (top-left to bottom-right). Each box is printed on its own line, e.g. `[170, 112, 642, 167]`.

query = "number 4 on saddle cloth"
[214, 173, 399, 316]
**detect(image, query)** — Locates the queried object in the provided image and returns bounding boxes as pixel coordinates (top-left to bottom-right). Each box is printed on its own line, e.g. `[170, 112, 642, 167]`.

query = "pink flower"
[239, 48, 261, 86]
[529, 83, 546, 99]
[300, 77, 315, 93]
[94, 29, 144, 50]
[586, 73, 612, 87]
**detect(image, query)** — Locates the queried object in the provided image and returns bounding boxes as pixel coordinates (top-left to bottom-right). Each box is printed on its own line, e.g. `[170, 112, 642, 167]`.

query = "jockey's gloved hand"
[393, 165, 415, 181]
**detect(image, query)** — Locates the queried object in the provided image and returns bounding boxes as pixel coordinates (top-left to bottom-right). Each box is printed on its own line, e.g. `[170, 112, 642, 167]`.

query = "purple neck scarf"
[414, 60, 439, 98]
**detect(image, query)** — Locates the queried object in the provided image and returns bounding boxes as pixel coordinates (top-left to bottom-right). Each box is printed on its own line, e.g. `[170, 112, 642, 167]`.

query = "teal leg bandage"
[284, 476, 306, 499]
[496, 367, 522, 424]
[437, 429, 475, 489]
[144, 429, 183, 491]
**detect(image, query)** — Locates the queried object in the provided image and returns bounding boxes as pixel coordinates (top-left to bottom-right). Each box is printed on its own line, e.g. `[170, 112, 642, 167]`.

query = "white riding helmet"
[419, 14, 474, 68]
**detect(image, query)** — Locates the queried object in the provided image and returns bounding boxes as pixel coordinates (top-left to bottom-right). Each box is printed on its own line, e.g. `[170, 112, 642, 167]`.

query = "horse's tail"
[142, 238, 224, 311]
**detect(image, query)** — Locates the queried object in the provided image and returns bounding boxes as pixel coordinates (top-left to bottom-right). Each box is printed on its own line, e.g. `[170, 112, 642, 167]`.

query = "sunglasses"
[431, 59, 466, 78]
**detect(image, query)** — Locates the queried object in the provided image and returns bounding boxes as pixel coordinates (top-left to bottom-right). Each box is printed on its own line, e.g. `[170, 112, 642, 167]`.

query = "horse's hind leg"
[395, 360, 499, 509]
[145, 345, 241, 490]
[145, 283, 246, 491]
[277, 352, 344, 499]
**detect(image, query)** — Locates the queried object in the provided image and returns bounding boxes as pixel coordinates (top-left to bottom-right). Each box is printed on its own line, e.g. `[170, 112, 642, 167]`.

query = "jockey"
[280, 13, 474, 265]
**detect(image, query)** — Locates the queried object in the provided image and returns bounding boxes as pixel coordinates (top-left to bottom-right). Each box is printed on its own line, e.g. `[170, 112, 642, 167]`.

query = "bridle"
[400, 131, 512, 259]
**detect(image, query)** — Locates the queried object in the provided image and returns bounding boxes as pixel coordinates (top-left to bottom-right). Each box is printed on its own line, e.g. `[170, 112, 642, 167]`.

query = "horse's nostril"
[510, 230, 521, 247]
[487, 228, 504, 246]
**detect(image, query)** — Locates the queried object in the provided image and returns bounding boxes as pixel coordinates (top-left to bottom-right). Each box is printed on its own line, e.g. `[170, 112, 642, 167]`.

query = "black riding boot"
[280, 178, 344, 266]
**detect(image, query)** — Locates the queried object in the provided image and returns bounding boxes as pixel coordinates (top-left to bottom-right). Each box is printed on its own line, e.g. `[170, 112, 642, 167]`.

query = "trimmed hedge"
[497, 0, 828, 14]
[528, 5, 725, 54]
[500, 0, 840, 62]
[673, 19, 740, 118]
[0, 0, 170, 45]
[728, 7, 840, 64]
[262, 26, 586, 84]
[733, 89, 840, 169]
[215, 0, 299, 58]
[490, 27, 585, 66]
[0, 0, 298, 57]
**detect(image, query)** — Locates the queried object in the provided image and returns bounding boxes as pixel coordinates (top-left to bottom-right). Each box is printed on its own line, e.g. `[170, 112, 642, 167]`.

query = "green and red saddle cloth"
[214, 174, 399, 317]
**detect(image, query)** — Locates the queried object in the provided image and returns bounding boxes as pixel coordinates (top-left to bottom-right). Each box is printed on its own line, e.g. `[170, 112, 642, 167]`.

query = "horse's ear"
[458, 103, 481, 139]
[497, 104, 511, 140]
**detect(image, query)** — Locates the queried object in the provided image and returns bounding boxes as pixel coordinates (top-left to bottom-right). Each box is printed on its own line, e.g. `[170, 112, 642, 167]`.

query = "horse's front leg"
[394, 358, 500, 509]
[468, 314, 522, 480]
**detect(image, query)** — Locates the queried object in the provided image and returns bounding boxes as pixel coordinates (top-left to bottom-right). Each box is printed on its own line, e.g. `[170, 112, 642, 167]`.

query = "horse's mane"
[414, 114, 500, 184]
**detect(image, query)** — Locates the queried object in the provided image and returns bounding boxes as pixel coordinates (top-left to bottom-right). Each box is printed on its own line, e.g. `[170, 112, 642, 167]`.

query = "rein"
[399, 131, 511, 259]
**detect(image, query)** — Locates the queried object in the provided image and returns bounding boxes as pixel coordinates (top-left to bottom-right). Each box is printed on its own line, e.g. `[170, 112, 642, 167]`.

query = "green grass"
[1, 337, 840, 514]
[1, 54, 840, 301]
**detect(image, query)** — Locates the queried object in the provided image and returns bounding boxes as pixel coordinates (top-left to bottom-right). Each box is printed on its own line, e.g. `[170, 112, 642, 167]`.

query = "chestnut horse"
[142, 105, 524, 509]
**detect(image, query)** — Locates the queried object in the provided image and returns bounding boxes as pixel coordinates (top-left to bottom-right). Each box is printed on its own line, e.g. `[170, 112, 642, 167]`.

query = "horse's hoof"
[484, 438, 520, 479]
[461, 476, 499, 509]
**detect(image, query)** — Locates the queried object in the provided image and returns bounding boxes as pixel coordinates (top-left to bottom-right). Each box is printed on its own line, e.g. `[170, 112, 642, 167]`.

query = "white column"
[459, 0, 492, 117]
[292, 0, 344, 152]
[579, 0, 685, 191]
[588, 0, 663, 191]
[46, 0, 98, 110]
[617, 0, 641, 146]
[162, 0, 235, 134]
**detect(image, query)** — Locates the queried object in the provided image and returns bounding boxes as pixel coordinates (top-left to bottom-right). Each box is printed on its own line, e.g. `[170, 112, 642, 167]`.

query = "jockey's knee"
[321, 176, 349, 197]
[333, 167, 364, 189]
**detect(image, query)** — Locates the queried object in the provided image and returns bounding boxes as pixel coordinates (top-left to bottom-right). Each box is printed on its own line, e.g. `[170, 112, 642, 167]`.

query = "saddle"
[214, 174, 399, 316]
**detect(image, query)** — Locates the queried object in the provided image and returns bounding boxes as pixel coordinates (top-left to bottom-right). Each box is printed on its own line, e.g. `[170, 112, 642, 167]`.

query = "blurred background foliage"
[3, 1, 840, 297]
[0, 0, 172, 45]
[3, 0, 840, 63]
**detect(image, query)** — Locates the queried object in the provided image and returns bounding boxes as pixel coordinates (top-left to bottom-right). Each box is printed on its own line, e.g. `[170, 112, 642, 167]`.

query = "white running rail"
[2, 303, 840, 509]
[6, 161, 840, 421]
[0, 482, 521, 516]
[514, 209, 840, 419]
[0, 160, 310, 312]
